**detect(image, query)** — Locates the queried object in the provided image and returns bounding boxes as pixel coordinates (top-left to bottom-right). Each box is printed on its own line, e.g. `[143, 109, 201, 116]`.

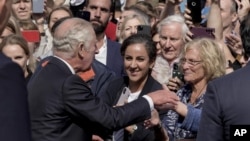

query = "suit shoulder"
[92, 60, 115, 74]
[65, 74, 86, 84]
[107, 39, 121, 48]
[148, 75, 163, 89]
[106, 77, 129, 92]
[211, 65, 250, 85]
[108, 76, 126, 86]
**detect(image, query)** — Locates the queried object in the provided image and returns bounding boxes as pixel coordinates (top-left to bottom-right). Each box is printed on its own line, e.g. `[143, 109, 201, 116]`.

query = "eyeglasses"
[180, 58, 203, 66]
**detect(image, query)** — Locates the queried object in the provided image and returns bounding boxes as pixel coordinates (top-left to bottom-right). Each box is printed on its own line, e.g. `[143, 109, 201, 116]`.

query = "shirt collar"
[54, 55, 75, 74]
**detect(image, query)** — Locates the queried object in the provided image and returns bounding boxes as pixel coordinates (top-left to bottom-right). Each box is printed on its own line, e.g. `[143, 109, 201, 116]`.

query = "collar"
[100, 35, 108, 49]
[77, 67, 95, 82]
[170, 57, 181, 67]
[54, 55, 75, 74]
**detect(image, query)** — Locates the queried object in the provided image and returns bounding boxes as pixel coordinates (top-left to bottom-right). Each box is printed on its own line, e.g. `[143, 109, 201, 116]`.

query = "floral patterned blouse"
[162, 84, 205, 141]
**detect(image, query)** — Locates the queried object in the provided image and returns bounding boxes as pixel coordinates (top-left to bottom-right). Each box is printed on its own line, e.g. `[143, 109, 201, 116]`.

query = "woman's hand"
[144, 109, 161, 129]
[174, 101, 188, 117]
[125, 124, 137, 134]
[167, 77, 184, 92]
[92, 135, 104, 141]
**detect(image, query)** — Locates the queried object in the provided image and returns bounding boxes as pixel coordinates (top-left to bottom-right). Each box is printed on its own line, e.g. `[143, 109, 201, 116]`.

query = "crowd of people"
[0, 0, 250, 141]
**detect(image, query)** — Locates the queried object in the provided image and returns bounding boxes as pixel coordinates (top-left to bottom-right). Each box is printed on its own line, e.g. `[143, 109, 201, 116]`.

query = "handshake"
[147, 84, 180, 110]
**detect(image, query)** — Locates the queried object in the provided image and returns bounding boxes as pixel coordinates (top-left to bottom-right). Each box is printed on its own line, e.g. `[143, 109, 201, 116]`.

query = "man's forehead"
[87, 0, 112, 8]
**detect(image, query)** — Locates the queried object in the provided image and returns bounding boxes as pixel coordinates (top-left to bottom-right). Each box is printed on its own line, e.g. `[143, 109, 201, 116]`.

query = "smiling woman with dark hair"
[101, 34, 169, 141]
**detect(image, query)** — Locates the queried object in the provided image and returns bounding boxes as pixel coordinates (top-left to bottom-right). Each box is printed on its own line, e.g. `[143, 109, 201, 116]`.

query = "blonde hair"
[119, 14, 149, 43]
[183, 38, 226, 81]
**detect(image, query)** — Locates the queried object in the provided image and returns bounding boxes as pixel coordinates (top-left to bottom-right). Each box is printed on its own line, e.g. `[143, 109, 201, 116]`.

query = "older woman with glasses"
[162, 38, 226, 141]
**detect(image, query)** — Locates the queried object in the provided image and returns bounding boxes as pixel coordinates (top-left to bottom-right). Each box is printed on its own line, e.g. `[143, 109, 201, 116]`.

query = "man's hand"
[225, 34, 243, 56]
[147, 85, 179, 110]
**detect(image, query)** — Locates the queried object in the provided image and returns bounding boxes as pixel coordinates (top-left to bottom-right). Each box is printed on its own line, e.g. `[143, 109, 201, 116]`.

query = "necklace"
[189, 84, 207, 105]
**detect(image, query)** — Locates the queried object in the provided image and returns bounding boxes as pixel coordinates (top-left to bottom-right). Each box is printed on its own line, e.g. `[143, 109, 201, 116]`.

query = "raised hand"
[167, 77, 184, 92]
[183, 7, 194, 28]
[225, 33, 243, 56]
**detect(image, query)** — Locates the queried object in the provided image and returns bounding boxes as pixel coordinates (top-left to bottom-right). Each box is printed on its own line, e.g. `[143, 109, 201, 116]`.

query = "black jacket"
[101, 75, 163, 141]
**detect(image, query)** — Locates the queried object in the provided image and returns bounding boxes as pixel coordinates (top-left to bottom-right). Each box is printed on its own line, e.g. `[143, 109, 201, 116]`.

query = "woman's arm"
[174, 102, 201, 132]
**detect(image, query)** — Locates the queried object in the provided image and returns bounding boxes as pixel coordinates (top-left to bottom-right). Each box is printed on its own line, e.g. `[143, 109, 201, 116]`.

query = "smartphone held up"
[21, 30, 40, 43]
[137, 25, 151, 36]
[116, 87, 130, 106]
[32, 0, 44, 14]
[76, 11, 91, 21]
[172, 63, 184, 82]
[187, 0, 202, 24]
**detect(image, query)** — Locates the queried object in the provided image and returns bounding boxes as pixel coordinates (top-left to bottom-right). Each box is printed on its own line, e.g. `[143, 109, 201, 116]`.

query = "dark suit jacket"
[106, 39, 124, 76]
[34, 57, 116, 97]
[101, 75, 163, 141]
[197, 62, 250, 141]
[0, 53, 31, 141]
[28, 56, 151, 141]
[89, 59, 117, 97]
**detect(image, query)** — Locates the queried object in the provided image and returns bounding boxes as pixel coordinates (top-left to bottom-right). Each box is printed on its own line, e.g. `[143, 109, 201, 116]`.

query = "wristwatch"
[131, 125, 137, 134]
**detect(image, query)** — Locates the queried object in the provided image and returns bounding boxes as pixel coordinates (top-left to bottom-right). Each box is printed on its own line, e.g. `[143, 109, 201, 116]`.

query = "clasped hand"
[148, 84, 180, 110]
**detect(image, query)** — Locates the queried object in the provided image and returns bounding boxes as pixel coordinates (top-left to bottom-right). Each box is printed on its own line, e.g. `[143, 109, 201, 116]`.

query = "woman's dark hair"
[121, 34, 157, 63]
[151, 20, 160, 37]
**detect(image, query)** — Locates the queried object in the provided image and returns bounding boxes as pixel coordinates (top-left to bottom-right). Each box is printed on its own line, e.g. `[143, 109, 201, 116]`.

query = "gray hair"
[53, 18, 95, 57]
[158, 14, 189, 41]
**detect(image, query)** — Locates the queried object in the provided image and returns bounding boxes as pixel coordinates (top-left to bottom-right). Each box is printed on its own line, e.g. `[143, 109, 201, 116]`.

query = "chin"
[129, 79, 139, 83]
[128, 75, 139, 81]
[162, 54, 173, 59]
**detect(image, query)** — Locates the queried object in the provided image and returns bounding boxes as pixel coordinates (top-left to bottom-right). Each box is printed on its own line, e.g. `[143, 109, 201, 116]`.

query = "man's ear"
[150, 61, 155, 69]
[232, 12, 238, 23]
[109, 13, 113, 21]
[78, 43, 85, 58]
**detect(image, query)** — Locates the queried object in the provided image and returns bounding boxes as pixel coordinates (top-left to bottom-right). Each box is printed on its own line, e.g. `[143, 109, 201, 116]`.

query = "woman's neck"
[128, 75, 148, 93]
[190, 79, 208, 104]
[192, 79, 207, 94]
